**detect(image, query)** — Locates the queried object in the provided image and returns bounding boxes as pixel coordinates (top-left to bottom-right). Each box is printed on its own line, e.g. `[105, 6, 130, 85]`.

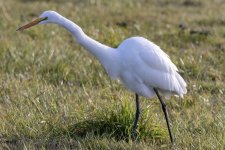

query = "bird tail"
[175, 72, 187, 98]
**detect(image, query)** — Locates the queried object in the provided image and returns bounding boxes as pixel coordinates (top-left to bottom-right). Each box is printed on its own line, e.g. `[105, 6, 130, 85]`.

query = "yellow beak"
[16, 17, 47, 31]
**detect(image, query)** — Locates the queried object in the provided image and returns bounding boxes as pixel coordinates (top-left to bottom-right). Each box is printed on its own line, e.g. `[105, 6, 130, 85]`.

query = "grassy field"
[0, 0, 224, 149]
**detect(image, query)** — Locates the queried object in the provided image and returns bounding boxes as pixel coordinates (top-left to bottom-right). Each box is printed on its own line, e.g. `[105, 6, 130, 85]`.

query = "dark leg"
[153, 88, 174, 144]
[132, 93, 140, 140]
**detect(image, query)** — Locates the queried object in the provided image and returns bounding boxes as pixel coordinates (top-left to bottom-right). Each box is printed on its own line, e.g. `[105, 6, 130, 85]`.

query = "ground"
[0, 0, 224, 149]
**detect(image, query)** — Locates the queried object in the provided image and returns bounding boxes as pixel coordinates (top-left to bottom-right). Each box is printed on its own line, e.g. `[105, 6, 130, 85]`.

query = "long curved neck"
[56, 16, 120, 79]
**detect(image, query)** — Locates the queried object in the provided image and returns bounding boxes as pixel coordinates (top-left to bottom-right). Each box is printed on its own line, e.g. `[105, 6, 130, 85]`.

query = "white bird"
[17, 11, 187, 143]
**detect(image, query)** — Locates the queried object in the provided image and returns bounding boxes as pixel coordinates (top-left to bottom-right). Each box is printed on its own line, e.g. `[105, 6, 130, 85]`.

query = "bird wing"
[138, 39, 178, 74]
[135, 38, 187, 96]
[118, 37, 186, 97]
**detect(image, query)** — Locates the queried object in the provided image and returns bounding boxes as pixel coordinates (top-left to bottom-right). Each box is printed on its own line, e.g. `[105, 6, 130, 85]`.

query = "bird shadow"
[58, 116, 167, 144]
[55, 100, 168, 143]
[64, 119, 133, 142]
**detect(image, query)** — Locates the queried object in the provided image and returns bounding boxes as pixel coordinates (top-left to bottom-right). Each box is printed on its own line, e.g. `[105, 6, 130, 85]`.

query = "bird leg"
[131, 93, 140, 141]
[153, 88, 174, 144]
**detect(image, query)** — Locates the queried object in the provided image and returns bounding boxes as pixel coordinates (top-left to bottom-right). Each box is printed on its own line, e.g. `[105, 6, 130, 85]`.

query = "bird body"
[80, 35, 187, 99]
[116, 37, 187, 99]
[17, 11, 187, 143]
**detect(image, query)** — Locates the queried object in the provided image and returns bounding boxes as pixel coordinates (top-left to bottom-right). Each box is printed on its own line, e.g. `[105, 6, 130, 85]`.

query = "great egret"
[17, 11, 187, 143]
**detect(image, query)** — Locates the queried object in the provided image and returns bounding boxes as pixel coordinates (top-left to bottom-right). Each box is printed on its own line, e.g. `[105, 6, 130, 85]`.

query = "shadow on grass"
[0, 100, 167, 149]
[67, 119, 130, 140]
[60, 100, 167, 143]
[0, 117, 166, 149]
[65, 118, 167, 143]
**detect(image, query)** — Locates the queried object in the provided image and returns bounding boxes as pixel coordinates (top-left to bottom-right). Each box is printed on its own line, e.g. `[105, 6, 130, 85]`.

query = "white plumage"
[17, 10, 187, 143]
[117, 37, 187, 99]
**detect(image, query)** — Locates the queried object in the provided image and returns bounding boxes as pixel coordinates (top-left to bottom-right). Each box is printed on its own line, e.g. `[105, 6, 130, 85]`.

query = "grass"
[0, 0, 225, 149]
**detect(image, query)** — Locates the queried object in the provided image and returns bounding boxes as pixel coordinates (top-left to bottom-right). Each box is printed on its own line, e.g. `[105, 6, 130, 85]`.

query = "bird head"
[17, 10, 61, 31]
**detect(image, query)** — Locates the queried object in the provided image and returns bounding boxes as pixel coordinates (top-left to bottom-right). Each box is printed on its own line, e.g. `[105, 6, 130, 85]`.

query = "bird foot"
[131, 130, 138, 141]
